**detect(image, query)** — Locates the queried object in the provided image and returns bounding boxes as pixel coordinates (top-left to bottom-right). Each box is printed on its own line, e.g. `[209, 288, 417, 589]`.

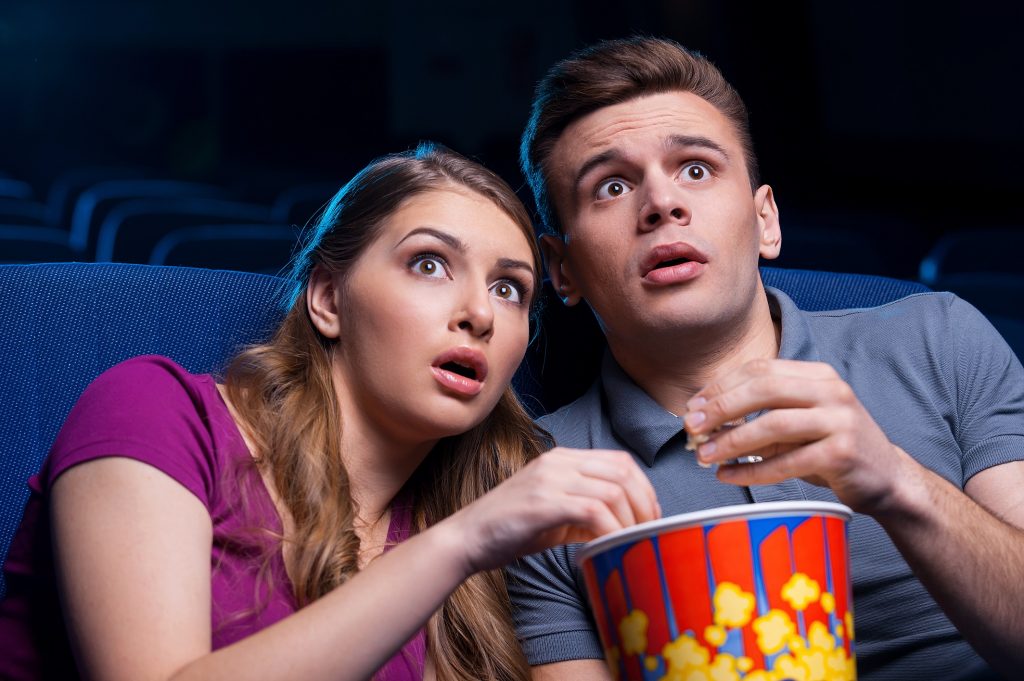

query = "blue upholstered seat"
[0, 262, 929, 598]
[0, 263, 287, 598]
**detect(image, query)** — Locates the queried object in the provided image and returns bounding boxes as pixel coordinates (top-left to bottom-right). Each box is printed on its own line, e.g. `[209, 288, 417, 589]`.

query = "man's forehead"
[549, 91, 740, 179]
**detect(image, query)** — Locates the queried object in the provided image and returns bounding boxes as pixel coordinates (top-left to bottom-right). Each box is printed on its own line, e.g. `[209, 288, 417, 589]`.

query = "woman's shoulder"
[90, 353, 207, 389]
[46, 355, 244, 507]
[68, 355, 220, 436]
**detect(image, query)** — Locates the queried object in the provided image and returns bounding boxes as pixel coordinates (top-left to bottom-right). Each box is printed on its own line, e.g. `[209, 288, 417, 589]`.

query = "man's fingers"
[713, 439, 842, 489]
[686, 374, 851, 436]
[687, 359, 839, 410]
[696, 408, 832, 464]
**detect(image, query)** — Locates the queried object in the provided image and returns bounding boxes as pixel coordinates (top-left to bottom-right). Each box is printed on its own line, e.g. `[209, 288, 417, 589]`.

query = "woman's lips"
[431, 347, 487, 396]
[431, 366, 485, 396]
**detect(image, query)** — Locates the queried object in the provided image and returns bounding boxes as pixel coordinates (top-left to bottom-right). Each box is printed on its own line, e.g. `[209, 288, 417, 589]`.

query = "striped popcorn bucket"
[576, 501, 856, 681]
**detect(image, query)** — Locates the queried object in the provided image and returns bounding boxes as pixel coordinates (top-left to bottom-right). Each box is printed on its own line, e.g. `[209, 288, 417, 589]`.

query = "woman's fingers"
[458, 447, 661, 572]
[555, 448, 661, 525]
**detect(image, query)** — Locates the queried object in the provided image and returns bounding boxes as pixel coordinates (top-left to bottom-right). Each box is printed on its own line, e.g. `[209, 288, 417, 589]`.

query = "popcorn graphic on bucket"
[576, 501, 856, 681]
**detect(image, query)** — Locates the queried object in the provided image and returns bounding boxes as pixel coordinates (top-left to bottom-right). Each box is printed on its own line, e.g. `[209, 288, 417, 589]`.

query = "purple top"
[0, 355, 426, 680]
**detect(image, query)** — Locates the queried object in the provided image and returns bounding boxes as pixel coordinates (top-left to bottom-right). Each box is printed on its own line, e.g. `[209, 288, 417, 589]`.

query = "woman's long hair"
[224, 143, 543, 680]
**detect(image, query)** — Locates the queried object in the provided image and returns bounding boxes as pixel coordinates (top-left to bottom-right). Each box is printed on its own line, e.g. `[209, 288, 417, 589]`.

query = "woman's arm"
[53, 448, 658, 681]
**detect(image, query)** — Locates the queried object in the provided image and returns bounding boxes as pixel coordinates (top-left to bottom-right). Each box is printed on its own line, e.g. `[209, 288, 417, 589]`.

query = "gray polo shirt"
[508, 288, 1024, 680]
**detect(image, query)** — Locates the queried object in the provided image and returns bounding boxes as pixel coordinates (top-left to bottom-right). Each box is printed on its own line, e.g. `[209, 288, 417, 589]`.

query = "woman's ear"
[306, 265, 342, 338]
[755, 184, 782, 260]
[540, 234, 581, 307]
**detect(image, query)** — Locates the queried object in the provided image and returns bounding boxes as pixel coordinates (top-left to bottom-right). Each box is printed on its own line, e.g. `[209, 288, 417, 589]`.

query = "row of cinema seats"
[1, 168, 1021, 358]
[1, 169, 346, 274]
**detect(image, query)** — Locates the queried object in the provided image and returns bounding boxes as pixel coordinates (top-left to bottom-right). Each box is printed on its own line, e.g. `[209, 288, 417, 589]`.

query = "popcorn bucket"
[576, 501, 856, 681]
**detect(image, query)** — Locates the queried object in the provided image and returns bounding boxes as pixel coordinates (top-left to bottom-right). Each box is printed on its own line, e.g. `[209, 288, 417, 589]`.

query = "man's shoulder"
[803, 290, 962, 349]
[806, 289, 956, 323]
[797, 290, 1010, 395]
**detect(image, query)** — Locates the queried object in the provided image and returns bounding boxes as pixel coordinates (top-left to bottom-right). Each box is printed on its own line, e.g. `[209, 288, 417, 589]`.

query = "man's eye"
[410, 255, 447, 278]
[595, 179, 631, 200]
[490, 281, 523, 303]
[681, 163, 711, 182]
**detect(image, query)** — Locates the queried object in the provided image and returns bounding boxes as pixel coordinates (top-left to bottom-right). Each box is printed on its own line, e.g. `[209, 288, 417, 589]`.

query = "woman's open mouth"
[431, 347, 488, 396]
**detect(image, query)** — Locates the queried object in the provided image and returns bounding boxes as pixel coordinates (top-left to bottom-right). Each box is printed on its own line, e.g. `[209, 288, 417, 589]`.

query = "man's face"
[543, 90, 780, 346]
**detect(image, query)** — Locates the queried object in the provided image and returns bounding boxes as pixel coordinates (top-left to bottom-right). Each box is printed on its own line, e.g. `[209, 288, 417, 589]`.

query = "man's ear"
[540, 234, 582, 306]
[306, 265, 342, 338]
[755, 184, 782, 260]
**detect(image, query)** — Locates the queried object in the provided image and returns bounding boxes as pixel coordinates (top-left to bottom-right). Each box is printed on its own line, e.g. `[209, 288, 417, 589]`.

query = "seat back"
[0, 263, 288, 597]
[0, 226, 77, 264]
[68, 180, 232, 255]
[270, 181, 343, 227]
[759, 267, 930, 310]
[149, 224, 298, 275]
[94, 198, 272, 263]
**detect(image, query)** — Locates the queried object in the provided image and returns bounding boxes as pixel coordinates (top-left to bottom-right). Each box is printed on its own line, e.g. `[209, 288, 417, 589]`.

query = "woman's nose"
[451, 286, 494, 339]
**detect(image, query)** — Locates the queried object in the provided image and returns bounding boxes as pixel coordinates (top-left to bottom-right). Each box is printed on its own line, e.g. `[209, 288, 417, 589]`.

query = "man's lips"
[431, 347, 488, 396]
[640, 242, 709, 285]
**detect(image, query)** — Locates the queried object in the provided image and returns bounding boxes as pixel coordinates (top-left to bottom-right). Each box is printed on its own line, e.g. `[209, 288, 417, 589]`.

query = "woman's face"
[321, 187, 536, 448]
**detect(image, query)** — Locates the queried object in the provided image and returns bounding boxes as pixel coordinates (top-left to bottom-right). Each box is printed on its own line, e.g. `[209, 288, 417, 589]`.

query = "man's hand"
[683, 358, 921, 514]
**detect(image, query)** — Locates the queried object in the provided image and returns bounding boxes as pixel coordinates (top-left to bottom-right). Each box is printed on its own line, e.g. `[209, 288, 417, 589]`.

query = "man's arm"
[883, 458, 1024, 675]
[685, 357, 1024, 677]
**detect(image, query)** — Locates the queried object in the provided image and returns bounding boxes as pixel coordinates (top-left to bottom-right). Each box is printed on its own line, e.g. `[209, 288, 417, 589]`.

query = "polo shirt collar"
[600, 287, 818, 466]
[768, 286, 821, 362]
[602, 353, 682, 467]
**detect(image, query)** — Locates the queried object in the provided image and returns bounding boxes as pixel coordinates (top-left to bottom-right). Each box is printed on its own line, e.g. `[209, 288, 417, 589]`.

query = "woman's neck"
[340, 424, 432, 528]
[328, 364, 439, 527]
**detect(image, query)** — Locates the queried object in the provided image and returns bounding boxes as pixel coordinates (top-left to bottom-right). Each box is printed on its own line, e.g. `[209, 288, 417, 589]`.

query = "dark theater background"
[2, 0, 1022, 408]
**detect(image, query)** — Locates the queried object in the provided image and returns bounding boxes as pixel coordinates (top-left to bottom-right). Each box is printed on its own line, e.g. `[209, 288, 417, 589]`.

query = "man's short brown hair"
[520, 36, 759, 236]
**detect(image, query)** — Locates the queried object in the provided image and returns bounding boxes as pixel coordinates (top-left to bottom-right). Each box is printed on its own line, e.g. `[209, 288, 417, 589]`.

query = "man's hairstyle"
[520, 36, 760, 236]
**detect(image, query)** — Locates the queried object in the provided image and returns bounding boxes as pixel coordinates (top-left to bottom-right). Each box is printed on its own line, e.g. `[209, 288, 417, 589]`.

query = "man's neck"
[607, 290, 780, 415]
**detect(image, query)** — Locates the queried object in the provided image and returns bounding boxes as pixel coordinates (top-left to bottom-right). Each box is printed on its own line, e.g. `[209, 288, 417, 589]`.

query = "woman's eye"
[411, 255, 447, 278]
[490, 281, 523, 304]
[681, 162, 711, 182]
[595, 178, 631, 200]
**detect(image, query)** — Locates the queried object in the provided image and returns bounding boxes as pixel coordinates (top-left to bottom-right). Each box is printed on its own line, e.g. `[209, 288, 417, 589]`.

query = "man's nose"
[451, 286, 495, 339]
[639, 173, 689, 231]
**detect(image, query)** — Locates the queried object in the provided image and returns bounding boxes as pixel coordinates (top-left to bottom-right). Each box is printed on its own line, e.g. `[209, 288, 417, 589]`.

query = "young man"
[509, 37, 1024, 680]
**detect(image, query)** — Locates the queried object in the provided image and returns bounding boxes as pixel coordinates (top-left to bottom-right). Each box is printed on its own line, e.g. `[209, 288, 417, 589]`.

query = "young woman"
[0, 144, 659, 680]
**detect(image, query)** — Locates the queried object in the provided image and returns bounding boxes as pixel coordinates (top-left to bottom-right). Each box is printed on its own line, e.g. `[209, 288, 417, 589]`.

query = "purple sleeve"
[45, 355, 219, 508]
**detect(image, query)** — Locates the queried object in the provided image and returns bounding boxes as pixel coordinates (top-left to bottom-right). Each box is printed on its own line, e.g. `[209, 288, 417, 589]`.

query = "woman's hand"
[446, 447, 661, 575]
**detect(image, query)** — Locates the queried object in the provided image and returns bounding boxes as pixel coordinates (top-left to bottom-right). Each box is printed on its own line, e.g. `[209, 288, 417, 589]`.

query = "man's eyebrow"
[396, 226, 466, 252]
[571, 135, 730, 193]
[667, 134, 730, 159]
[572, 149, 623, 194]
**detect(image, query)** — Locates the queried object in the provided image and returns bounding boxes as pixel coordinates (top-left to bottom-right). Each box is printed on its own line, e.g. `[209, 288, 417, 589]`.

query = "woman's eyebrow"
[396, 226, 466, 252]
[399, 229, 533, 276]
[497, 258, 535, 278]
